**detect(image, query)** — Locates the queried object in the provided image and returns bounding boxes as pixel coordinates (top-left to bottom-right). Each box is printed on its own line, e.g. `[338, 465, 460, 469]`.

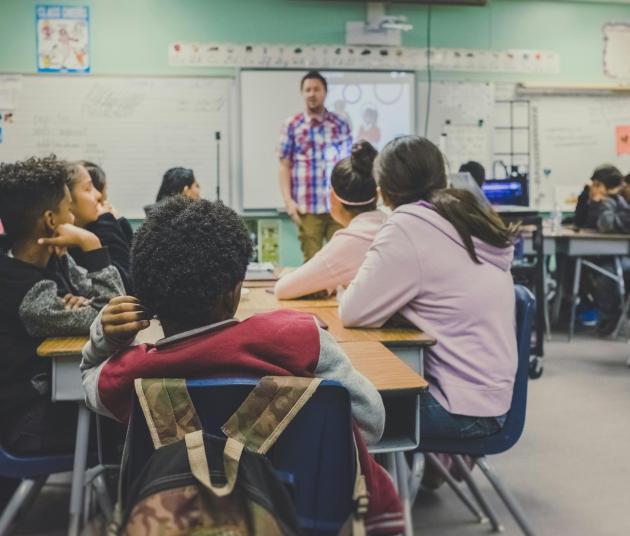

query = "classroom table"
[240, 286, 339, 309]
[524, 226, 630, 340]
[38, 321, 431, 536]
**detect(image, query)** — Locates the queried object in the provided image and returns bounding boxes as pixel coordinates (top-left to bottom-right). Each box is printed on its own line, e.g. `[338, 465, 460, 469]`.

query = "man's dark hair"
[0, 155, 68, 242]
[131, 196, 252, 325]
[156, 167, 195, 202]
[300, 70, 327, 92]
[80, 160, 106, 192]
[459, 161, 486, 188]
[591, 164, 623, 191]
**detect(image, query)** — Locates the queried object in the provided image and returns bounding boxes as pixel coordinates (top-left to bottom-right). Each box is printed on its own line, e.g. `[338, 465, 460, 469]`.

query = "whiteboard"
[418, 81, 495, 174]
[532, 96, 630, 210]
[0, 75, 233, 218]
[240, 70, 415, 210]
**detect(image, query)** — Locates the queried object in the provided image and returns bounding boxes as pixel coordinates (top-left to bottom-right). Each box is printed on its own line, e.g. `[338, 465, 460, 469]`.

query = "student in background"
[81, 196, 404, 534]
[81, 160, 134, 244]
[340, 136, 518, 443]
[583, 168, 630, 335]
[274, 140, 386, 299]
[144, 166, 200, 216]
[574, 165, 624, 228]
[67, 162, 133, 292]
[459, 160, 486, 188]
[0, 156, 124, 456]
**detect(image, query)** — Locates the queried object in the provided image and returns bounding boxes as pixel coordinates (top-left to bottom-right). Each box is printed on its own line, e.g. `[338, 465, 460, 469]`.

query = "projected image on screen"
[325, 72, 413, 150]
[240, 70, 415, 209]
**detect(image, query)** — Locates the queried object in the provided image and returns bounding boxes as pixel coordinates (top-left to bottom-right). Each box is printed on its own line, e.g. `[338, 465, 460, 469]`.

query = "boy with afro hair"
[81, 196, 404, 535]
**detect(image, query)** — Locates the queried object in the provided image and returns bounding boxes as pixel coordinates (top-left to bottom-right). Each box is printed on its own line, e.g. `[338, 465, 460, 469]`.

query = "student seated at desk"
[143, 166, 201, 216]
[67, 161, 134, 292]
[459, 160, 486, 188]
[574, 165, 624, 228]
[0, 156, 124, 455]
[275, 140, 386, 299]
[339, 136, 518, 441]
[81, 196, 404, 534]
[81, 160, 134, 244]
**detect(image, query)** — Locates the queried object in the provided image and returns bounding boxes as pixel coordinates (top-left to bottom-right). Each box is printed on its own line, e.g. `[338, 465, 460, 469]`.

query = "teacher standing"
[278, 71, 353, 260]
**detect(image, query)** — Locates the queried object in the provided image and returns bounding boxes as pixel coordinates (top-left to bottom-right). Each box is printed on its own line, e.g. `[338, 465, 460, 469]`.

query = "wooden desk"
[340, 341, 428, 393]
[238, 306, 435, 347]
[240, 287, 338, 310]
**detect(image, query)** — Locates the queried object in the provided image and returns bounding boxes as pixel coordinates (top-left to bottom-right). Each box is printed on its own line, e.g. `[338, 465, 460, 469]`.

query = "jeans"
[420, 391, 506, 440]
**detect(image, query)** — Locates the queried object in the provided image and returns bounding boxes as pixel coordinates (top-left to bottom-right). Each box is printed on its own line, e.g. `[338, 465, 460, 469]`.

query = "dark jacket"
[574, 185, 590, 227]
[597, 195, 630, 234]
[0, 245, 124, 426]
[70, 213, 133, 292]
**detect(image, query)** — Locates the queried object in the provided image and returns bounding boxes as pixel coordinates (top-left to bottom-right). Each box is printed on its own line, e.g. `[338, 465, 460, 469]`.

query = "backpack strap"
[134, 378, 202, 449]
[185, 430, 244, 497]
[221, 376, 322, 454]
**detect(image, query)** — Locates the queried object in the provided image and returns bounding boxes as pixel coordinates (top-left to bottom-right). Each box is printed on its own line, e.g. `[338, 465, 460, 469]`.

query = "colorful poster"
[616, 125, 630, 155]
[36, 5, 90, 73]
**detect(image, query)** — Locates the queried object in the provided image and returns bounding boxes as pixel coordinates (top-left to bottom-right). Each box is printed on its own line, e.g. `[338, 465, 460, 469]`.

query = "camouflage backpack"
[110, 376, 368, 536]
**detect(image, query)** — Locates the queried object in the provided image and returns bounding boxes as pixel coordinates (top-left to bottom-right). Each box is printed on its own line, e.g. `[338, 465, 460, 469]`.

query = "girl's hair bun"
[350, 140, 377, 177]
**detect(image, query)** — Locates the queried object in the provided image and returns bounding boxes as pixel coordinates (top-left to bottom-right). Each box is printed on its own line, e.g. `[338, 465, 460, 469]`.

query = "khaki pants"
[298, 213, 342, 261]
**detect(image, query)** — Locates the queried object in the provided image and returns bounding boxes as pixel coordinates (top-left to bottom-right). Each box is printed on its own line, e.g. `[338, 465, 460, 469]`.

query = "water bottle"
[550, 186, 562, 234]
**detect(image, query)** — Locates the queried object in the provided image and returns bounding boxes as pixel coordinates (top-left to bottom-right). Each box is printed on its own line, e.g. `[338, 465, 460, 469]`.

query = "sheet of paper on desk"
[245, 262, 277, 281]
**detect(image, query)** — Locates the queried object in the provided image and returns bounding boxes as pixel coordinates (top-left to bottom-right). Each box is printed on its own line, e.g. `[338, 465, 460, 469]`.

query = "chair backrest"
[126, 378, 356, 536]
[419, 284, 536, 456]
[0, 445, 76, 479]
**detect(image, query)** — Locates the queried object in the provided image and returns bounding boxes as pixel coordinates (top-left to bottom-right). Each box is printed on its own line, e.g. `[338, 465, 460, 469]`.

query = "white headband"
[331, 187, 376, 206]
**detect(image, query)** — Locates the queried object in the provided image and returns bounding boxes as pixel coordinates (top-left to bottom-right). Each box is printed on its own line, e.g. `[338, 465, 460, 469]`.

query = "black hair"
[376, 136, 516, 264]
[156, 167, 196, 202]
[80, 161, 106, 192]
[591, 165, 623, 190]
[331, 140, 378, 213]
[131, 196, 252, 325]
[0, 155, 69, 242]
[300, 70, 327, 92]
[459, 161, 486, 188]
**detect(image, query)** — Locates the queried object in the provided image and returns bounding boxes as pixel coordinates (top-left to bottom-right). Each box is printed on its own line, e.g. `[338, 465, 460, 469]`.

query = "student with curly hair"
[0, 156, 124, 456]
[81, 196, 405, 534]
[275, 140, 386, 299]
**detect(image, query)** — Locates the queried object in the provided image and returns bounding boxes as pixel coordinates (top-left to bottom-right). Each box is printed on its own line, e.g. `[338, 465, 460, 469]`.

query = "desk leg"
[543, 258, 552, 341]
[68, 403, 91, 536]
[395, 452, 414, 536]
[613, 256, 628, 339]
[569, 257, 582, 341]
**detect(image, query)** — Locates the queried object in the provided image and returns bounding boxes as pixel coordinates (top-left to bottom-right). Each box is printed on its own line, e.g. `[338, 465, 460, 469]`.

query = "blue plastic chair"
[0, 446, 76, 535]
[126, 378, 356, 536]
[418, 284, 536, 536]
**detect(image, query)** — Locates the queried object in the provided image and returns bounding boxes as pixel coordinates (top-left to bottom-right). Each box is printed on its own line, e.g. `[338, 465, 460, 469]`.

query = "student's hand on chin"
[38, 223, 102, 252]
[102, 295, 150, 339]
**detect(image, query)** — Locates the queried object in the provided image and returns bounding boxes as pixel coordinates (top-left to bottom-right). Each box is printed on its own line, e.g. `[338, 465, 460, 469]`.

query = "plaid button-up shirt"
[278, 109, 352, 214]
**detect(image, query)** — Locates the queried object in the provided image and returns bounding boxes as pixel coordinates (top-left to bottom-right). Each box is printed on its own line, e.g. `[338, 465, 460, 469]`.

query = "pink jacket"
[339, 203, 517, 417]
[275, 210, 387, 299]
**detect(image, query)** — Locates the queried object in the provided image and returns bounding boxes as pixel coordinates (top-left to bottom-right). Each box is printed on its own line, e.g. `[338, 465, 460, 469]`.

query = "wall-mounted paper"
[36, 5, 90, 73]
[616, 125, 630, 155]
[168, 42, 559, 75]
[604, 23, 630, 79]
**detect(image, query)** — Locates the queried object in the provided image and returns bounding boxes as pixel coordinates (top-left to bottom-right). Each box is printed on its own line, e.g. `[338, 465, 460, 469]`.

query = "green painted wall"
[1, 0, 629, 82]
[1, 0, 628, 263]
